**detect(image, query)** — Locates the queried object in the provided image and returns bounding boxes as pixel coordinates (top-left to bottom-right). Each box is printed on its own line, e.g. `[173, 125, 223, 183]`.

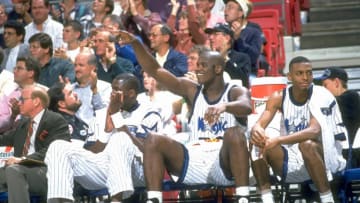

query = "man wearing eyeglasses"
[0, 85, 71, 203]
[0, 56, 47, 133]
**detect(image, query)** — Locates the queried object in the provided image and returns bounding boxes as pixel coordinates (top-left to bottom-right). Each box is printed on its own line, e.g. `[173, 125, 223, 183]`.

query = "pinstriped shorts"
[179, 141, 235, 186]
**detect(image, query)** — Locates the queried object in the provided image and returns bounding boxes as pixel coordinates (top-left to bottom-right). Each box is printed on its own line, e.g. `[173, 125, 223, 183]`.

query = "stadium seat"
[338, 130, 360, 203]
[0, 192, 42, 203]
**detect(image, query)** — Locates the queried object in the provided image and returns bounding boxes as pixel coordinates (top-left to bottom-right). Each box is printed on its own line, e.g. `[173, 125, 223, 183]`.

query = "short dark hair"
[28, 33, 53, 57]
[30, 0, 49, 7]
[16, 56, 41, 82]
[4, 20, 26, 42]
[114, 73, 140, 94]
[289, 56, 311, 71]
[64, 20, 84, 40]
[103, 14, 125, 30]
[105, 0, 114, 14]
[47, 82, 66, 112]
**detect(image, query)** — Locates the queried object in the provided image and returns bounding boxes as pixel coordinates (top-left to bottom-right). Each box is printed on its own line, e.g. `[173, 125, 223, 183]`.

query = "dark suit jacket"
[226, 49, 251, 88]
[163, 48, 188, 77]
[0, 109, 71, 161]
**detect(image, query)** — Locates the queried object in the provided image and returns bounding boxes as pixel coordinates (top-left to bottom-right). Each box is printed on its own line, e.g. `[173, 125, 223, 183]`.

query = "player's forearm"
[131, 39, 160, 76]
[278, 127, 321, 145]
[224, 101, 252, 117]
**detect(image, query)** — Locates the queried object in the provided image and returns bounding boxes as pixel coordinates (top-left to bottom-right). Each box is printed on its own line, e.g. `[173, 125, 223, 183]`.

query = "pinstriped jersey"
[188, 83, 242, 141]
[281, 85, 311, 139]
[119, 103, 163, 139]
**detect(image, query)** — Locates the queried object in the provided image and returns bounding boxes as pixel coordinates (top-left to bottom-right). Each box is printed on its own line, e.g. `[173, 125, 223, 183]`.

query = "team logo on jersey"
[284, 116, 308, 134]
[320, 100, 336, 116]
[197, 116, 228, 135]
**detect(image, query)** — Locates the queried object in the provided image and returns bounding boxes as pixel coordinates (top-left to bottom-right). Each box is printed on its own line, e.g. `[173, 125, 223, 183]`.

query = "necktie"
[22, 120, 34, 156]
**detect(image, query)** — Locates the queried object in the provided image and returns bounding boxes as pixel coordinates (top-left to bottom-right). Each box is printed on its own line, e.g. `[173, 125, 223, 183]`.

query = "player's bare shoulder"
[267, 89, 284, 110]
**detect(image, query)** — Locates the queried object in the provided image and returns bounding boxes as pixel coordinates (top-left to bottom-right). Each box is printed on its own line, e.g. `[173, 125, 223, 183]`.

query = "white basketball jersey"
[281, 86, 311, 139]
[112, 102, 163, 139]
[188, 83, 241, 141]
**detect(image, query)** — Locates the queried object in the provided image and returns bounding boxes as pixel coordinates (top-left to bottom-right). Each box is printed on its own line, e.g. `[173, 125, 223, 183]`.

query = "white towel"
[309, 86, 348, 173]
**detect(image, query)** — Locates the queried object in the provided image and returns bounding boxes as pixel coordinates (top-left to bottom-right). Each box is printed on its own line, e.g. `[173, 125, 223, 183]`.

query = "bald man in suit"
[0, 85, 71, 203]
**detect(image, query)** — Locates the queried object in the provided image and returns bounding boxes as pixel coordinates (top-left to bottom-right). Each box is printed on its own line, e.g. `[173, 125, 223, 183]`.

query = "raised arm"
[118, 31, 196, 98]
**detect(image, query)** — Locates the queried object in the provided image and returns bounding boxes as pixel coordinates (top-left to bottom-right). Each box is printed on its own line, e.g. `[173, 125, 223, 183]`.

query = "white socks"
[320, 191, 334, 203]
[261, 190, 275, 203]
[236, 186, 249, 203]
[147, 191, 163, 203]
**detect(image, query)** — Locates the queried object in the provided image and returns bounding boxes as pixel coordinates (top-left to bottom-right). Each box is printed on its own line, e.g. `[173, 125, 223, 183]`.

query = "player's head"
[288, 56, 313, 91]
[195, 50, 225, 85]
[112, 73, 140, 111]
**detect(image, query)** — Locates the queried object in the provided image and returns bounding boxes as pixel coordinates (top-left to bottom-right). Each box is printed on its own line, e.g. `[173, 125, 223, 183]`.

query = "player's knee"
[224, 126, 247, 145]
[144, 133, 162, 152]
[298, 140, 319, 157]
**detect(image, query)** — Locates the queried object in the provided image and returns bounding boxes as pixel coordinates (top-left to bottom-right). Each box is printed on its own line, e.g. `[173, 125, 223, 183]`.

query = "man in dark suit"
[0, 85, 71, 203]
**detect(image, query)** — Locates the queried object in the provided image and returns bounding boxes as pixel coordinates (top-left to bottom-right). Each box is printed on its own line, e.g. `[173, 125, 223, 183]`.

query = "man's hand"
[116, 30, 137, 45]
[250, 124, 267, 147]
[105, 42, 117, 65]
[231, 20, 244, 39]
[5, 157, 22, 166]
[204, 104, 226, 126]
[264, 136, 280, 151]
[53, 47, 68, 60]
[108, 90, 123, 115]
[89, 70, 98, 94]
[9, 98, 20, 120]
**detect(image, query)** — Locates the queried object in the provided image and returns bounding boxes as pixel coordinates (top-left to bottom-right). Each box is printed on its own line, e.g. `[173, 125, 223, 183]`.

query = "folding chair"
[338, 129, 360, 203]
[0, 192, 42, 203]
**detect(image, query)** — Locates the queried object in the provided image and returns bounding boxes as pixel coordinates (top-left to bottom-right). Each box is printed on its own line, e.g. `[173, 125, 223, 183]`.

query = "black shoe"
[146, 197, 160, 203]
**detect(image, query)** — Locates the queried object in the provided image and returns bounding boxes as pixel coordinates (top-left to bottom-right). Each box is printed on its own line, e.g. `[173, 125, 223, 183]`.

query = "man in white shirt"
[24, 0, 64, 49]
[1, 20, 29, 72]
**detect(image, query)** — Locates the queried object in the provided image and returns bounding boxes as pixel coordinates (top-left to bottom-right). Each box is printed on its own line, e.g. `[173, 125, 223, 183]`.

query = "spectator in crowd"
[24, 0, 64, 49]
[195, 0, 225, 28]
[120, 0, 162, 49]
[317, 67, 360, 168]
[251, 56, 347, 203]
[7, 0, 32, 26]
[53, 20, 84, 63]
[82, 0, 114, 38]
[0, 56, 46, 133]
[28, 33, 75, 87]
[94, 30, 134, 83]
[138, 71, 180, 136]
[118, 30, 252, 203]
[258, 33, 270, 76]
[0, 48, 17, 100]
[45, 73, 163, 203]
[1, 20, 29, 72]
[102, 14, 139, 66]
[148, 23, 188, 77]
[0, 85, 71, 203]
[50, 0, 91, 24]
[167, 0, 207, 55]
[205, 23, 251, 88]
[0, 3, 8, 48]
[72, 51, 111, 125]
[223, 0, 262, 80]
